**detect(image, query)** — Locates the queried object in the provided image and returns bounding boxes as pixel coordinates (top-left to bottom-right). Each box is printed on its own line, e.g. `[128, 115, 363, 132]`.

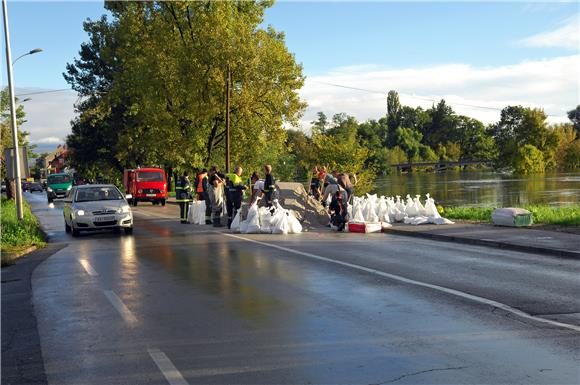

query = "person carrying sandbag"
[208, 165, 226, 227]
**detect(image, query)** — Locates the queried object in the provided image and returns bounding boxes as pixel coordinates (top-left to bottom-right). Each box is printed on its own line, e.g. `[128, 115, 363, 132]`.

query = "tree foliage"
[65, 1, 305, 179]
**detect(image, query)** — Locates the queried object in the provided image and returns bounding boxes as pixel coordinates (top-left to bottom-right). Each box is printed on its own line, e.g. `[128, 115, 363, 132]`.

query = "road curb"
[382, 228, 580, 259]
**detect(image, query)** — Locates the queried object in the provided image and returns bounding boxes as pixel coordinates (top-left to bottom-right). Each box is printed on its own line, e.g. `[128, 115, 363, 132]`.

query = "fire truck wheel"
[161, 199, 166, 206]
[132, 199, 138, 207]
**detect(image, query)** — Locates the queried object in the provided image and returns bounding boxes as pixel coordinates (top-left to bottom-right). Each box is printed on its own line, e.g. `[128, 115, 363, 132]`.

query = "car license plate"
[146, 194, 156, 197]
[94, 216, 115, 222]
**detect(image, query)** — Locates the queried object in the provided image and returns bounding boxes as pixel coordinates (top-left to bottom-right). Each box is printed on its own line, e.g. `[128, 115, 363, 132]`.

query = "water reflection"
[141, 238, 300, 322]
[373, 171, 580, 207]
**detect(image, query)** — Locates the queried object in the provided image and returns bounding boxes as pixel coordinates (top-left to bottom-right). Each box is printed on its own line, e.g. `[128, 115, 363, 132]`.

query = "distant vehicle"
[46, 173, 73, 203]
[63, 184, 133, 237]
[29, 182, 43, 193]
[123, 168, 167, 206]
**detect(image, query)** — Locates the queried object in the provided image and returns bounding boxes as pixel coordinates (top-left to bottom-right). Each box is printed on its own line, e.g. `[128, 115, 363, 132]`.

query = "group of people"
[175, 164, 277, 227]
[309, 166, 358, 231]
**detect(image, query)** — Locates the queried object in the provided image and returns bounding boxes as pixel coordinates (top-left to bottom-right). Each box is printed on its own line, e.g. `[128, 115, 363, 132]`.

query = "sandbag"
[259, 207, 273, 234]
[287, 212, 303, 234]
[424, 193, 441, 218]
[243, 204, 261, 233]
[197, 200, 206, 224]
[230, 211, 241, 233]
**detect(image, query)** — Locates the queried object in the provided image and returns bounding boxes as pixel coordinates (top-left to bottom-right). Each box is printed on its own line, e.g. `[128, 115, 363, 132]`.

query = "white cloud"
[297, 55, 579, 131]
[15, 55, 579, 151]
[16, 88, 77, 152]
[518, 15, 579, 50]
[33, 136, 63, 144]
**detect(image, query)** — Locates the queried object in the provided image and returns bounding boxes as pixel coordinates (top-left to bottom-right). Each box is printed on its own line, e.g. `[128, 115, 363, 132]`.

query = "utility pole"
[2, 0, 23, 220]
[225, 64, 231, 173]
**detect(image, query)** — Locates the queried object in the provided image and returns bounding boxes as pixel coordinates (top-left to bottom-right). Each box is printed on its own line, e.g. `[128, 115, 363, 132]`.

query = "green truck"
[46, 173, 73, 203]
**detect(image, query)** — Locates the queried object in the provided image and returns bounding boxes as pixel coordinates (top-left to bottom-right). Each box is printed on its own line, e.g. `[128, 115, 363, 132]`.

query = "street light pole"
[2, 0, 23, 219]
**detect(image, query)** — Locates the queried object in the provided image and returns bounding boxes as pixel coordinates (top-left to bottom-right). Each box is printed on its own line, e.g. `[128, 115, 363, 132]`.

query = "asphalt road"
[23, 192, 580, 384]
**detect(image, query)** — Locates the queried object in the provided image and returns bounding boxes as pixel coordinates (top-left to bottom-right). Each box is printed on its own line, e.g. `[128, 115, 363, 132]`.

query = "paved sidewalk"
[1, 245, 65, 385]
[384, 223, 579, 258]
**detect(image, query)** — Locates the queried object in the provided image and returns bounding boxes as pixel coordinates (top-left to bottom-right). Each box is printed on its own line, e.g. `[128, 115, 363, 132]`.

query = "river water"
[372, 171, 580, 207]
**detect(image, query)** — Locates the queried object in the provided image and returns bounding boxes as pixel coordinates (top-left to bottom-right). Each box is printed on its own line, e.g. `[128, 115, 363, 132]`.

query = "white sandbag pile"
[231, 200, 302, 235]
[188, 200, 207, 225]
[348, 193, 454, 228]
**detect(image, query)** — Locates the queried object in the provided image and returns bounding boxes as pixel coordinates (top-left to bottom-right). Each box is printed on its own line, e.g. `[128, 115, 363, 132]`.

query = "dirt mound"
[276, 182, 330, 229]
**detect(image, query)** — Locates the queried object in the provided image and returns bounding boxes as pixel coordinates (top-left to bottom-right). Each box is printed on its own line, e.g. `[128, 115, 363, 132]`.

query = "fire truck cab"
[123, 167, 167, 206]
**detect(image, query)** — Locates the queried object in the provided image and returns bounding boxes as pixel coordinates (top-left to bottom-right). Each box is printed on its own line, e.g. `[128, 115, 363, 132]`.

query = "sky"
[1, 1, 579, 154]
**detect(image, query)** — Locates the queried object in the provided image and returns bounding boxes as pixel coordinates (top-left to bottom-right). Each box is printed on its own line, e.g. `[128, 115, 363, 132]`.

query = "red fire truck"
[123, 167, 167, 206]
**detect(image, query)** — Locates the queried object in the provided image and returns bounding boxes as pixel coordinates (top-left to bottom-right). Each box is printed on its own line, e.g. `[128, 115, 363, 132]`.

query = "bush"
[1, 197, 45, 254]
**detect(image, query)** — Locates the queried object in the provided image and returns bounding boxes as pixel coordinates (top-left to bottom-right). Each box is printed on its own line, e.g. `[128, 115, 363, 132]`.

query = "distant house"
[45, 145, 69, 174]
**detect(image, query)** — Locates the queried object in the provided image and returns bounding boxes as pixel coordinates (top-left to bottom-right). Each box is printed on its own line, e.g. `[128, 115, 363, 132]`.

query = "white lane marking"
[223, 233, 580, 333]
[79, 259, 98, 276]
[148, 348, 189, 385]
[103, 290, 138, 326]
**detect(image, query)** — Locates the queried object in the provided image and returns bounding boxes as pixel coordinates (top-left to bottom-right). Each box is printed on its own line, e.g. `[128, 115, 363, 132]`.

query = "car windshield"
[48, 175, 71, 184]
[75, 187, 123, 202]
[137, 171, 163, 182]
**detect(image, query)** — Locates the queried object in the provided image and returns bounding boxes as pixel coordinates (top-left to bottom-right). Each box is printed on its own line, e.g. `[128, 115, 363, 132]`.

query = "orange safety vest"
[196, 175, 205, 193]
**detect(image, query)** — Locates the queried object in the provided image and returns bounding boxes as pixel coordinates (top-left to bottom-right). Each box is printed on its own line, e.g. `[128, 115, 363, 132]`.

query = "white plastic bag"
[230, 211, 241, 232]
[287, 212, 303, 234]
[424, 193, 441, 219]
[271, 211, 289, 234]
[353, 205, 365, 223]
[259, 207, 273, 234]
[239, 219, 249, 233]
[243, 204, 261, 233]
[197, 200, 206, 224]
[187, 202, 196, 223]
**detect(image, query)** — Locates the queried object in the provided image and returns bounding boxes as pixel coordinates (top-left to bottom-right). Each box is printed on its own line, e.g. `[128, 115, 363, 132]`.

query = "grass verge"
[1, 197, 46, 265]
[442, 204, 580, 227]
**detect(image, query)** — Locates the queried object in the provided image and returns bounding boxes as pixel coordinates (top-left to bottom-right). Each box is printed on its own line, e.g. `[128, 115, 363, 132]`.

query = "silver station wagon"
[63, 184, 133, 236]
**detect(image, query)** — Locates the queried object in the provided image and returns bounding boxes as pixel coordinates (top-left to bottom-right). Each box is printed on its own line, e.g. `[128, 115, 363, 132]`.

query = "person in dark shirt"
[263, 164, 276, 207]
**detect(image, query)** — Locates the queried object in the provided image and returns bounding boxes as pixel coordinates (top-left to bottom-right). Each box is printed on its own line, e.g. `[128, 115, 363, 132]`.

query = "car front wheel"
[124, 227, 133, 235]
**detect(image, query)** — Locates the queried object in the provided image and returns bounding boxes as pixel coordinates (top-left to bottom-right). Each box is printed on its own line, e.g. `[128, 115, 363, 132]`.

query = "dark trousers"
[202, 192, 212, 223]
[226, 191, 243, 227]
[179, 201, 189, 222]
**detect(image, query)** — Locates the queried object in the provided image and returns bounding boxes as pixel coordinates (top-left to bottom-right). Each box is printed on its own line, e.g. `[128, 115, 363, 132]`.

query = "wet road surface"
[26, 192, 580, 384]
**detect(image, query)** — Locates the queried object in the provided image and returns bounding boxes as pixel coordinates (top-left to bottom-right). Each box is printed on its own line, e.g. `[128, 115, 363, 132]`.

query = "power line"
[15, 88, 73, 97]
[307, 79, 568, 118]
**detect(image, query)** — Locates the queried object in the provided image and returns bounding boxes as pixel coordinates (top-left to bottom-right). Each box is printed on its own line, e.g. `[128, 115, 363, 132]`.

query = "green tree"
[394, 127, 422, 162]
[567, 105, 580, 134]
[513, 144, 545, 174]
[65, 1, 305, 178]
[386, 90, 401, 147]
[1, 88, 34, 178]
[563, 140, 580, 170]
[492, 106, 558, 170]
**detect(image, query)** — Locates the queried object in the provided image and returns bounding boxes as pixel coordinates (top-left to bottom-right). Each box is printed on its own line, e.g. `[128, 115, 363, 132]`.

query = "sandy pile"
[276, 182, 330, 230]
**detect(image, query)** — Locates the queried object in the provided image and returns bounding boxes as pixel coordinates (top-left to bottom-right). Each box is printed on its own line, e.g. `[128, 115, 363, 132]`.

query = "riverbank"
[1, 197, 46, 266]
[442, 204, 580, 227]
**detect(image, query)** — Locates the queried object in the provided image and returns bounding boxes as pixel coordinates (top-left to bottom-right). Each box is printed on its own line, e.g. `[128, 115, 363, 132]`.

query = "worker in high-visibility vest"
[225, 166, 246, 228]
[175, 171, 192, 223]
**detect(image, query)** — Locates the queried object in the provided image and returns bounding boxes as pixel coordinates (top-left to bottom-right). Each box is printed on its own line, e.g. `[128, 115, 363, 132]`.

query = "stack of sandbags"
[231, 200, 302, 235]
[348, 193, 454, 227]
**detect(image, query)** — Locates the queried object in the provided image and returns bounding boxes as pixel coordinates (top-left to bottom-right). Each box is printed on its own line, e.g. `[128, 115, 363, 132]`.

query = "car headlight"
[67, 185, 72, 190]
[47, 187, 53, 192]
[138, 189, 143, 194]
[117, 206, 130, 214]
[76, 209, 85, 216]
